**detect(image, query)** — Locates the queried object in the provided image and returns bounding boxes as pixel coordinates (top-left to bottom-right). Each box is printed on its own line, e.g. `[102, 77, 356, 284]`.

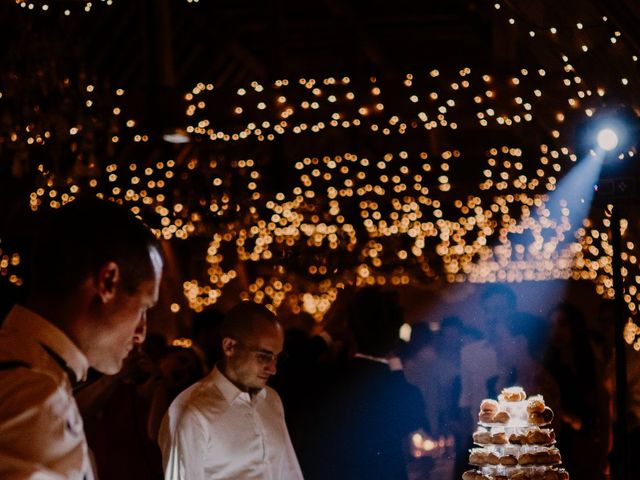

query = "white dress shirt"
[459, 338, 499, 410]
[0, 305, 93, 480]
[159, 366, 303, 480]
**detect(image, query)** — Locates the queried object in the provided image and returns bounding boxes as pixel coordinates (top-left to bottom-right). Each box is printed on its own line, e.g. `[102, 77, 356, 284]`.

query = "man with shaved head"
[159, 301, 303, 480]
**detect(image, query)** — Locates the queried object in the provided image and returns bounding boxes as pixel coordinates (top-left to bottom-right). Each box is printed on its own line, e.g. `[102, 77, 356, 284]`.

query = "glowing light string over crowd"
[2, 1, 640, 345]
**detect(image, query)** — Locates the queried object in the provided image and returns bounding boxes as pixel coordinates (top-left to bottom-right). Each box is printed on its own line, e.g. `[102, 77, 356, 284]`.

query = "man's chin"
[253, 378, 269, 388]
[92, 359, 123, 376]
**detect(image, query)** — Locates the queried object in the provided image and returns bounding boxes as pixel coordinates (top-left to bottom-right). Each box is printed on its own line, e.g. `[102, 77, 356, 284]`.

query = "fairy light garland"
[0, 245, 22, 287]
[14, 0, 113, 15]
[17, 68, 640, 325]
[13, 0, 215, 16]
[491, 1, 640, 91]
[178, 49, 640, 320]
[1, 1, 640, 329]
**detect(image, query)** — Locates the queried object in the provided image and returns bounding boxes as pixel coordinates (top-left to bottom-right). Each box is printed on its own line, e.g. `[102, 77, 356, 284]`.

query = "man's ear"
[97, 261, 120, 303]
[221, 337, 236, 357]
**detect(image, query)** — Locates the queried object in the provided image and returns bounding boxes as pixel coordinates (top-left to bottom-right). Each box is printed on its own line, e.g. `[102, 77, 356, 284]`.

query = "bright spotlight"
[597, 128, 619, 151]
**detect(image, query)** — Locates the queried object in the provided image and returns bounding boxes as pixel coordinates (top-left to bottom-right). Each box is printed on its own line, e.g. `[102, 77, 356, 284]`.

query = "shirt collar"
[3, 305, 90, 382]
[211, 365, 267, 404]
[353, 352, 390, 365]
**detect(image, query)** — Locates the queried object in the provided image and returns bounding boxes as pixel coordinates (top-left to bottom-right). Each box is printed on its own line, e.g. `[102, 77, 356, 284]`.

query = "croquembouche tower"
[462, 386, 569, 480]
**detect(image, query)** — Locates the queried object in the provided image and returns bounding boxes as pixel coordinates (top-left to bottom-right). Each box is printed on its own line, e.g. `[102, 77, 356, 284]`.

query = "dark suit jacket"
[300, 356, 427, 480]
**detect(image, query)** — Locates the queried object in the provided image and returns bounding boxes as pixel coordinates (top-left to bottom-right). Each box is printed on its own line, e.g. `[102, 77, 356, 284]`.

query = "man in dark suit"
[302, 287, 427, 480]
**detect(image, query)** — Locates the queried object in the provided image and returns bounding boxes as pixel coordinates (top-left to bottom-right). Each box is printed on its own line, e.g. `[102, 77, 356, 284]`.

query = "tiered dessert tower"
[462, 386, 569, 480]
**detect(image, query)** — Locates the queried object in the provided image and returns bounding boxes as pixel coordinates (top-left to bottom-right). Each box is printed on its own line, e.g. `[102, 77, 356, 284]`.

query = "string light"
[2, 2, 640, 327]
[0, 245, 22, 286]
[14, 0, 114, 14]
[19, 63, 640, 320]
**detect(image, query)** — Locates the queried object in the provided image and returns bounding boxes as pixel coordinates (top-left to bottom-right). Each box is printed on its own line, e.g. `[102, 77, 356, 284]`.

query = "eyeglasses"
[233, 341, 286, 365]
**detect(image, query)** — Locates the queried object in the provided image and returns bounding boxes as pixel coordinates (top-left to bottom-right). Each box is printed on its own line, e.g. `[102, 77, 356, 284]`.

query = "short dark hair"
[348, 287, 403, 357]
[480, 284, 517, 309]
[30, 197, 160, 299]
[220, 301, 278, 341]
[191, 308, 225, 339]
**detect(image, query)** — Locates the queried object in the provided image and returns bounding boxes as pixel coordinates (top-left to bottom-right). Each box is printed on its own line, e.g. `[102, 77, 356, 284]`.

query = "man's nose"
[264, 357, 277, 374]
[133, 314, 147, 344]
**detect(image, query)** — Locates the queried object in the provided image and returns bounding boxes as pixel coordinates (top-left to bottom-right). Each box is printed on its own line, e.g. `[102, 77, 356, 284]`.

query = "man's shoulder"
[262, 385, 283, 404]
[0, 363, 68, 423]
[0, 330, 66, 386]
[168, 375, 226, 416]
[0, 326, 31, 359]
[172, 377, 212, 404]
[263, 384, 281, 398]
[461, 339, 493, 355]
[253, 385, 285, 417]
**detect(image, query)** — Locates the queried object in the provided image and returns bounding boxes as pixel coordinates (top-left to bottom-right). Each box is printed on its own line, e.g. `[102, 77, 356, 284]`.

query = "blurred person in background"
[455, 285, 521, 479]
[458, 285, 520, 423]
[146, 345, 205, 441]
[77, 347, 163, 480]
[546, 302, 608, 480]
[190, 308, 225, 372]
[301, 287, 427, 480]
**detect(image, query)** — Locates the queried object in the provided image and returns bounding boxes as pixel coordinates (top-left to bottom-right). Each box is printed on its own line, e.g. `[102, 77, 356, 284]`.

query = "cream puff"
[492, 410, 511, 423]
[491, 431, 508, 444]
[472, 429, 491, 444]
[500, 386, 526, 402]
[527, 397, 546, 414]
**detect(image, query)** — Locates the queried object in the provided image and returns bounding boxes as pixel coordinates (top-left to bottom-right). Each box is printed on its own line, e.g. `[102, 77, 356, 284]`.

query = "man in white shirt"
[159, 301, 303, 480]
[454, 284, 519, 478]
[459, 284, 519, 413]
[0, 197, 163, 479]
